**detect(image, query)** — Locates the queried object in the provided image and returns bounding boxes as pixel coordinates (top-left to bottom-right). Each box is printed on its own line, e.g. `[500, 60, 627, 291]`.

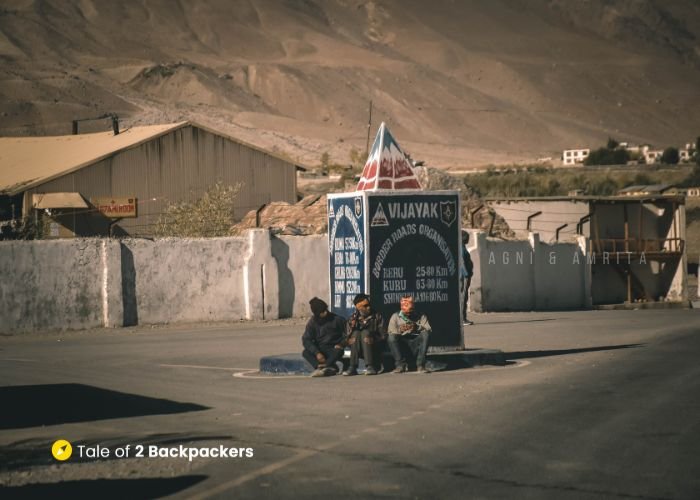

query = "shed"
[0, 122, 302, 237]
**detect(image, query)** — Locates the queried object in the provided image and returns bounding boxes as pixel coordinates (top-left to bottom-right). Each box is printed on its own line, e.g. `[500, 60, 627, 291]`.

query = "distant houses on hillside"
[562, 141, 695, 166]
[562, 148, 590, 165]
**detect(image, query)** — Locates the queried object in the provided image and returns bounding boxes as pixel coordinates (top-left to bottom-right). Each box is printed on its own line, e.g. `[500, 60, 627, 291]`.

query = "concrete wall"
[3, 227, 686, 333]
[470, 232, 590, 312]
[273, 235, 329, 318]
[120, 238, 249, 325]
[0, 239, 107, 332]
[0, 230, 332, 333]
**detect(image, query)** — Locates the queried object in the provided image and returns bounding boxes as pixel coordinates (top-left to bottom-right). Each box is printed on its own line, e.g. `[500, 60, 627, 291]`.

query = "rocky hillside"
[1, 0, 699, 168]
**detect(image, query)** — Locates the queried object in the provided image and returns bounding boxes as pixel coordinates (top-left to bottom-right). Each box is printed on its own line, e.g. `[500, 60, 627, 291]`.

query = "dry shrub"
[154, 181, 242, 237]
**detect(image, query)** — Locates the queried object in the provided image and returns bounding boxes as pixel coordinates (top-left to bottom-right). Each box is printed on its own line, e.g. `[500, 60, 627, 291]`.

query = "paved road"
[1, 309, 699, 499]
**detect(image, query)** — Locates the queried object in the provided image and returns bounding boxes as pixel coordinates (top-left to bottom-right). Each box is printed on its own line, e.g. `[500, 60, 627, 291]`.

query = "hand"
[334, 344, 343, 350]
[315, 352, 326, 363]
[400, 322, 416, 333]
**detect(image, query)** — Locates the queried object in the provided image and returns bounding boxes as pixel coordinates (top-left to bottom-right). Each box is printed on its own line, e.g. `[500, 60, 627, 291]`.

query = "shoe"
[322, 367, 337, 376]
[463, 320, 474, 325]
[310, 369, 324, 377]
[342, 368, 357, 376]
[365, 366, 377, 376]
[392, 363, 407, 374]
[416, 365, 430, 374]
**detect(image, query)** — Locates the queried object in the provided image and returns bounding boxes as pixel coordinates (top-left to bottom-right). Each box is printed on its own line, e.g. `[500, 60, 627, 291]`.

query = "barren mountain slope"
[1, 0, 699, 168]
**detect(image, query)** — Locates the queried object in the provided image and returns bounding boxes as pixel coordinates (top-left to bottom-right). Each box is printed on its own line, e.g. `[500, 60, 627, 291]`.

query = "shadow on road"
[0, 384, 209, 430]
[504, 343, 644, 361]
[0, 476, 207, 500]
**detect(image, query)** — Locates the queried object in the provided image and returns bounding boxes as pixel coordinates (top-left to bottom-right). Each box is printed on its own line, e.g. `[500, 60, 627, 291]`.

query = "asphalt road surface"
[1, 309, 699, 499]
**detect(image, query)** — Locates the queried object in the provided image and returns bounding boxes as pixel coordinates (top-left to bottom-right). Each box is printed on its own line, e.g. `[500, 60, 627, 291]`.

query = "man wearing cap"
[387, 295, 432, 373]
[342, 293, 386, 376]
[302, 297, 346, 377]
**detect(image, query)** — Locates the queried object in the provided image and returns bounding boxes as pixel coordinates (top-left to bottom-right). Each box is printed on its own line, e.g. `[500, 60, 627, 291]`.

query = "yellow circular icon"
[52, 440, 72, 461]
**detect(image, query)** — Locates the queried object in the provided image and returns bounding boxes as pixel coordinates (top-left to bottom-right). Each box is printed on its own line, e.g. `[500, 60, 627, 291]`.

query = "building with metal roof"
[0, 122, 302, 237]
[617, 184, 675, 196]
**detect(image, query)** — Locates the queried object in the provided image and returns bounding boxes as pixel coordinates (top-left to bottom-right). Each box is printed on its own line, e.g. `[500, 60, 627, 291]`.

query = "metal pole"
[365, 100, 373, 156]
[526, 211, 542, 231]
[470, 204, 484, 228]
[255, 204, 267, 228]
[555, 224, 568, 241]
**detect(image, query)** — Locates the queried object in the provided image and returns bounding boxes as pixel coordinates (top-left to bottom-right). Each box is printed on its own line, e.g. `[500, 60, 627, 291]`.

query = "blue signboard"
[367, 192, 462, 348]
[328, 195, 366, 319]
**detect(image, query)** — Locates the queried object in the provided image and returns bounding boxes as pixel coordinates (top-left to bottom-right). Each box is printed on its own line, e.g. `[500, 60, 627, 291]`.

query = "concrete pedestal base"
[259, 349, 506, 375]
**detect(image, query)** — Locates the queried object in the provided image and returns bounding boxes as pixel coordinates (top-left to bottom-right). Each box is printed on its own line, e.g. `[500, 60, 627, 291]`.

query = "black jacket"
[345, 309, 386, 342]
[302, 313, 346, 355]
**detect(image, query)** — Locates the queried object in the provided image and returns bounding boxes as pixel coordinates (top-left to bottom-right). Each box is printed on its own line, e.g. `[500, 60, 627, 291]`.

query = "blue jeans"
[387, 331, 430, 368]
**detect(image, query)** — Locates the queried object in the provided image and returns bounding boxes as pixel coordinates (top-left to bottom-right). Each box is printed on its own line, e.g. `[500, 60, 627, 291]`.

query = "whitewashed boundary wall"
[469, 232, 592, 312]
[272, 235, 329, 318]
[11, 228, 689, 332]
[0, 239, 107, 332]
[0, 230, 331, 334]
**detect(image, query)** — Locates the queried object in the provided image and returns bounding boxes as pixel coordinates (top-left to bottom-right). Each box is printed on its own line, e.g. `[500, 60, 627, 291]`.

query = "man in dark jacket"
[342, 293, 386, 376]
[302, 297, 346, 377]
[461, 231, 475, 325]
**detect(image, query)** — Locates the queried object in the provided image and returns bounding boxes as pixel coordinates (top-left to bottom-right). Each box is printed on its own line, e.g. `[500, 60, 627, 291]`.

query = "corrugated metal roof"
[617, 184, 673, 194]
[0, 121, 307, 195]
[0, 122, 187, 195]
[32, 192, 87, 208]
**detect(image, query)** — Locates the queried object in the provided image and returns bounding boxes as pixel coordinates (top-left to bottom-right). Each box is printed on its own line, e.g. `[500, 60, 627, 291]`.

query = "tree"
[660, 147, 679, 165]
[584, 147, 630, 166]
[154, 181, 242, 237]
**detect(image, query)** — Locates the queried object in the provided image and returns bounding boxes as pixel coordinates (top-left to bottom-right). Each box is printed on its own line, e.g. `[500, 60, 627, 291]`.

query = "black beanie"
[353, 293, 370, 305]
[309, 297, 328, 316]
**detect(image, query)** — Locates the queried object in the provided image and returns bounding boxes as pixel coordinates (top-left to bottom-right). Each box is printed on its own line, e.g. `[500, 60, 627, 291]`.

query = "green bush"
[660, 147, 680, 165]
[584, 147, 630, 166]
[463, 164, 697, 198]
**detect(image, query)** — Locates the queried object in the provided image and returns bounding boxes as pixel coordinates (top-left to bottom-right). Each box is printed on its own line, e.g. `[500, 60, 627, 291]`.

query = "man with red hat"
[387, 295, 432, 373]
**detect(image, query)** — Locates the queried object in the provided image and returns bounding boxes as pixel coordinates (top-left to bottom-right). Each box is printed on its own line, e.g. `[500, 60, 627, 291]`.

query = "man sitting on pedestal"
[302, 297, 346, 377]
[343, 293, 386, 376]
[387, 295, 432, 374]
